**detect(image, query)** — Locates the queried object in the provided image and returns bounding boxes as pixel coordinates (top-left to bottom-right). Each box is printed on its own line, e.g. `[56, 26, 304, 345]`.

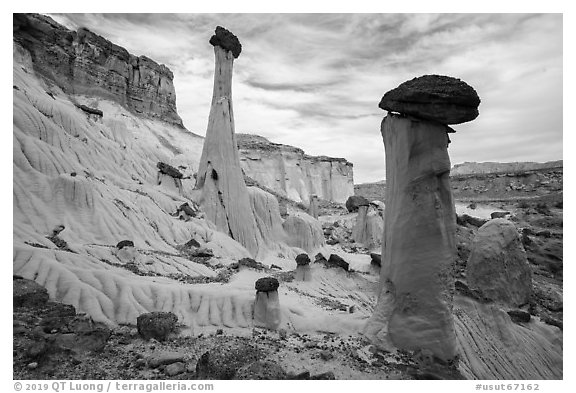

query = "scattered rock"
[327, 254, 349, 271]
[176, 203, 198, 219]
[157, 162, 183, 179]
[379, 74, 480, 125]
[315, 253, 328, 264]
[165, 362, 186, 377]
[27, 362, 39, 370]
[193, 247, 214, 258]
[148, 352, 186, 368]
[136, 312, 178, 341]
[13, 277, 49, 308]
[116, 240, 134, 250]
[507, 310, 531, 324]
[345, 195, 370, 212]
[491, 211, 510, 219]
[235, 361, 287, 380]
[75, 103, 103, 117]
[238, 257, 265, 270]
[457, 214, 488, 228]
[196, 341, 263, 379]
[184, 238, 201, 248]
[53, 318, 111, 353]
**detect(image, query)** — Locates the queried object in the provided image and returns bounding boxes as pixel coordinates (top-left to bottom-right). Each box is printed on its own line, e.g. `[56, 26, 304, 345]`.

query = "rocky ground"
[14, 276, 463, 380]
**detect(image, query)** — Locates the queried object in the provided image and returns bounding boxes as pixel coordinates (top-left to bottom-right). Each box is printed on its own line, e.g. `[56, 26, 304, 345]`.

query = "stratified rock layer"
[365, 114, 457, 361]
[466, 219, 532, 306]
[13, 13, 183, 126]
[379, 75, 480, 125]
[238, 134, 354, 204]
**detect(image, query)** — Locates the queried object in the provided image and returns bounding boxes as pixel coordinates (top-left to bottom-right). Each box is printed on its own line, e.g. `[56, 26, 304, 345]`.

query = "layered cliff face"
[237, 134, 354, 204]
[13, 13, 183, 126]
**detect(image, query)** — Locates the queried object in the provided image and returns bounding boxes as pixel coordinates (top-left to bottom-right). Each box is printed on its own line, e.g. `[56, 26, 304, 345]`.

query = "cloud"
[49, 13, 562, 184]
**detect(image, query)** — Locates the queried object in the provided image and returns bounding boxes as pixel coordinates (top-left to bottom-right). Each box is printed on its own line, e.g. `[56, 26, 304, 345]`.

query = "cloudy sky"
[49, 13, 563, 183]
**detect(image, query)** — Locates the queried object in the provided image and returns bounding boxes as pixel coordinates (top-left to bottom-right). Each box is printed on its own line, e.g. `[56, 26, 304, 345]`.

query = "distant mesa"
[379, 75, 480, 125]
[209, 26, 242, 58]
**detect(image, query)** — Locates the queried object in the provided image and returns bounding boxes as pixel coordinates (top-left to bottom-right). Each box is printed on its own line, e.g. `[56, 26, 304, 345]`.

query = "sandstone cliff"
[237, 134, 354, 204]
[13, 13, 183, 126]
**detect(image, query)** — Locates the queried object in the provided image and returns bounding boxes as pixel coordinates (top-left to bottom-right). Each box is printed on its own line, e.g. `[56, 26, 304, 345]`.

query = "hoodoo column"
[195, 26, 263, 256]
[365, 75, 481, 361]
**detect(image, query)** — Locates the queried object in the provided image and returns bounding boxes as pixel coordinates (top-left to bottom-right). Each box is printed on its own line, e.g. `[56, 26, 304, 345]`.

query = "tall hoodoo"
[195, 27, 262, 256]
[366, 75, 480, 361]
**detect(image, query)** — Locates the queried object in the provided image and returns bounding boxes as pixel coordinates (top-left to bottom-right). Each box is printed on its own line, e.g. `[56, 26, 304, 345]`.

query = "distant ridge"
[451, 160, 563, 176]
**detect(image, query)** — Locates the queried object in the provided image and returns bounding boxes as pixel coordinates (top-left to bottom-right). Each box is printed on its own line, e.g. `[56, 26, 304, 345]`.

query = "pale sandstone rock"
[466, 219, 532, 306]
[365, 114, 457, 361]
[282, 212, 325, 253]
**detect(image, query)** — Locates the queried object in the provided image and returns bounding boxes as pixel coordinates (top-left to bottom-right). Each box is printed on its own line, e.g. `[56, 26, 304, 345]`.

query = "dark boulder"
[379, 75, 480, 125]
[136, 311, 178, 341]
[314, 253, 328, 264]
[328, 254, 349, 271]
[183, 238, 201, 248]
[209, 26, 242, 58]
[196, 341, 263, 379]
[54, 317, 111, 352]
[345, 195, 369, 212]
[255, 277, 279, 292]
[456, 214, 488, 228]
[75, 103, 103, 117]
[507, 309, 531, 324]
[238, 257, 265, 270]
[295, 253, 311, 266]
[157, 162, 183, 179]
[116, 240, 134, 249]
[491, 211, 510, 219]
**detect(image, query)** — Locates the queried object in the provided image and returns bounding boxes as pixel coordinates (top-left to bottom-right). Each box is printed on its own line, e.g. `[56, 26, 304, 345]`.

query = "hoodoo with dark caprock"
[195, 26, 264, 257]
[366, 74, 481, 361]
